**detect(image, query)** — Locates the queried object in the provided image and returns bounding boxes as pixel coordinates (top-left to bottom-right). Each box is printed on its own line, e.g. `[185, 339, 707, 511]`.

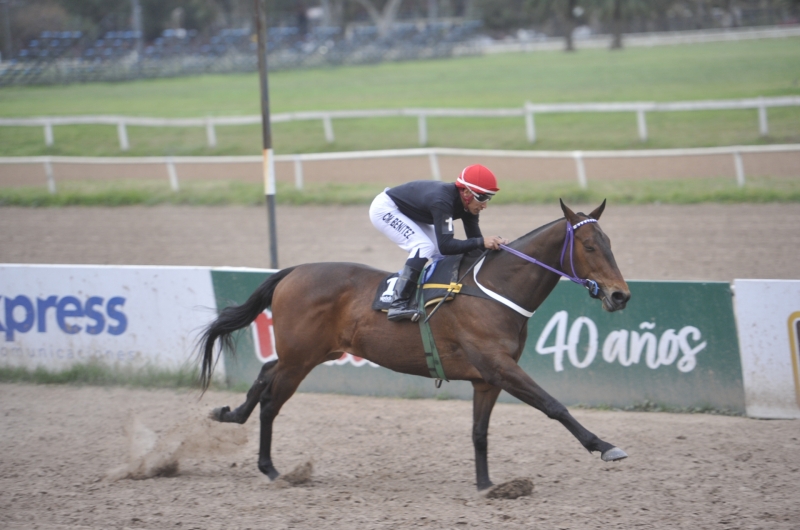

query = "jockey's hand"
[483, 236, 508, 251]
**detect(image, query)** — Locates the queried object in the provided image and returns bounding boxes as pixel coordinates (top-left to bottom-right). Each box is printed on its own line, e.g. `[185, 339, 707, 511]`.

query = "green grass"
[0, 361, 211, 389]
[0, 38, 799, 157]
[2, 175, 798, 207]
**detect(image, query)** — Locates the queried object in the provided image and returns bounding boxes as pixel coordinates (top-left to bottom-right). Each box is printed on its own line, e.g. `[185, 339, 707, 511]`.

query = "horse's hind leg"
[256, 361, 311, 480]
[472, 381, 502, 491]
[210, 360, 278, 424]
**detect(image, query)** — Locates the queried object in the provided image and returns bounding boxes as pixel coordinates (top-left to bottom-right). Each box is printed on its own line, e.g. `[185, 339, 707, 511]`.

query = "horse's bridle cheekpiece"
[474, 218, 601, 317]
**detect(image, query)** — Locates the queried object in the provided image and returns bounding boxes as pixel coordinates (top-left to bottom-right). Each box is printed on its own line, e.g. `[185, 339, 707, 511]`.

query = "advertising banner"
[733, 279, 800, 419]
[210, 268, 276, 387]
[519, 280, 744, 412]
[0, 265, 217, 371]
[215, 269, 745, 412]
[3, 264, 746, 413]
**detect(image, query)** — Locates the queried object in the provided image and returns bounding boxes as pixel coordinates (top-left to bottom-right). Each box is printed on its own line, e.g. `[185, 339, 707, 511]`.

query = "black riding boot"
[387, 263, 423, 322]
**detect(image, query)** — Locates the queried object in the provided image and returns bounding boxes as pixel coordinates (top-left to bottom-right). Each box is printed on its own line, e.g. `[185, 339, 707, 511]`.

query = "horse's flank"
[271, 262, 446, 379]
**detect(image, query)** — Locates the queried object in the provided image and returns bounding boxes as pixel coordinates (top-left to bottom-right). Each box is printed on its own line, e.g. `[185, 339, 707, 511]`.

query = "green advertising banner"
[210, 268, 273, 389]
[211, 270, 745, 413]
[519, 281, 744, 413]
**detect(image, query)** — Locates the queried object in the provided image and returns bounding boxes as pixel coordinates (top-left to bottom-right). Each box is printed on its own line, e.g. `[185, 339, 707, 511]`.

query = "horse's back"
[271, 261, 387, 323]
[276, 262, 387, 296]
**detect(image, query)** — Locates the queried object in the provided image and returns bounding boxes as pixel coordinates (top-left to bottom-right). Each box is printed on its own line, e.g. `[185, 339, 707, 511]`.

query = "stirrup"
[387, 306, 420, 322]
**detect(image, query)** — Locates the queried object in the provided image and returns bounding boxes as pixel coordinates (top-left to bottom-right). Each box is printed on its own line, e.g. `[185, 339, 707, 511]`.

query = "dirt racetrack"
[1, 384, 799, 530]
[2, 202, 800, 281]
[1, 203, 800, 529]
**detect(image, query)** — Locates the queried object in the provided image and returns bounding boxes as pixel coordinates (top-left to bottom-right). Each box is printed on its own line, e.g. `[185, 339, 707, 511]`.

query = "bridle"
[472, 218, 601, 318]
[500, 218, 601, 297]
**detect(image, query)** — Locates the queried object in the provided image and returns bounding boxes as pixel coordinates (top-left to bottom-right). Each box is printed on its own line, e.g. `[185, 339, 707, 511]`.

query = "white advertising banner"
[0, 265, 217, 372]
[734, 279, 800, 419]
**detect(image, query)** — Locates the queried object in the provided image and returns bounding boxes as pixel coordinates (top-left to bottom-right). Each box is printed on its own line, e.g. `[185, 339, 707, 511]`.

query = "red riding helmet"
[456, 164, 499, 201]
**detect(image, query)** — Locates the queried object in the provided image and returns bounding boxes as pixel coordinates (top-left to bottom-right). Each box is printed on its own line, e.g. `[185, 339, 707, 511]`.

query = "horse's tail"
[198, 266, 297, 391]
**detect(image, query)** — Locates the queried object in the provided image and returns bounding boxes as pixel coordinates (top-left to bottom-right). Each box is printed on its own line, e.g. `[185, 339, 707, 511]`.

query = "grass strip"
[0, 38, 798, 156]
[2, 177, 799, 207]
[0, 361, 212, 389]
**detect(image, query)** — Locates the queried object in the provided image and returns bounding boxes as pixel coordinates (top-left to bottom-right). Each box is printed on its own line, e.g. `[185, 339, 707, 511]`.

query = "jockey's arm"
[432, 207, 484, 255]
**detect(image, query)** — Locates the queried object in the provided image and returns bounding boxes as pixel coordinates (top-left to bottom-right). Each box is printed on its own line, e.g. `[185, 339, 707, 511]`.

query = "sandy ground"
[1, 384, 799, 530]
[2, 203, 800, 529]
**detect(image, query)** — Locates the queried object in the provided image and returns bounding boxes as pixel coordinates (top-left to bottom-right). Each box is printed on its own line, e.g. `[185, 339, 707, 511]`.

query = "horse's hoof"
[601, 447, 628, 462]
[209, 406, 230, 421]
[258, 462, 280, 481]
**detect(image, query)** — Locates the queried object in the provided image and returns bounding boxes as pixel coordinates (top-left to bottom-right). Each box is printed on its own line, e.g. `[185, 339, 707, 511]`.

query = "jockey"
[369, 164, 508, 322]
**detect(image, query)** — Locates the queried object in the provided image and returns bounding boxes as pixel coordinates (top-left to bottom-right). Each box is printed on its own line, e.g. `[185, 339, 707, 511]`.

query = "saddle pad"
[372, 272, 400, 311]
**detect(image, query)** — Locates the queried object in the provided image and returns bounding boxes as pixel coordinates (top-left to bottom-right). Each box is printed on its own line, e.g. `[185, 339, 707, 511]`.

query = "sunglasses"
[469, 189, 493, 203]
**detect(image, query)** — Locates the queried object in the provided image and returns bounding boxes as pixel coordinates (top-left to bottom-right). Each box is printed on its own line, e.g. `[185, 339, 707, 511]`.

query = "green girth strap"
[416, 268, 448, 382]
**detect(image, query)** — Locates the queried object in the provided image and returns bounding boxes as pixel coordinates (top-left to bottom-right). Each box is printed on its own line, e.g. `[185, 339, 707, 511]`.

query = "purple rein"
[499, 218, 600, 297]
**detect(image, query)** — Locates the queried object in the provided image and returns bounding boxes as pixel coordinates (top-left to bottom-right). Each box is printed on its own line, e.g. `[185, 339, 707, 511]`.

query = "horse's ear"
[560, 199, 578, 223]
[589, 199, 607, 220]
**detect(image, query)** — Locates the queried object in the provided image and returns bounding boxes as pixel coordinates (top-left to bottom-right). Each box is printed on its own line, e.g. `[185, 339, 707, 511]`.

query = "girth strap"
[422, 282, 462, 293]
[416, 272, 448, 382]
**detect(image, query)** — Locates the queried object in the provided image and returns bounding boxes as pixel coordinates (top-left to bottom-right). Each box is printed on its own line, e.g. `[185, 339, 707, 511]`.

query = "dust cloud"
[106, 413, 248, 481]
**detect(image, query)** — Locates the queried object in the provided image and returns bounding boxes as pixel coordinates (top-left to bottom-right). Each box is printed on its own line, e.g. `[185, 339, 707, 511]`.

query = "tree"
[589, 0, 661, 50]
[320, 0, 346, 26]
[3, 0, 72, 54]
[351, 0, 404, 37]
[523, 0, 583, 51]
[475, 0, 535, 31]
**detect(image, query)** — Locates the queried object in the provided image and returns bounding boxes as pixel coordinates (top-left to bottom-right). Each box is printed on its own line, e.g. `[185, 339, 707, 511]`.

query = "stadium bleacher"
[1, 20, 484, 85]
[83, 31, 141, 62]
[16, 31, 84, 61]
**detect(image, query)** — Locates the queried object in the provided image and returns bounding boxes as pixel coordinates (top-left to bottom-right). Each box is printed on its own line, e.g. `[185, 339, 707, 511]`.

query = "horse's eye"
[585, 246, 595, 252]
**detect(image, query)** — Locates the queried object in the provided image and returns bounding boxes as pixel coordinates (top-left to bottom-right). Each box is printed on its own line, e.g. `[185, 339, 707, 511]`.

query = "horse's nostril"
[611, 291, 630, 304]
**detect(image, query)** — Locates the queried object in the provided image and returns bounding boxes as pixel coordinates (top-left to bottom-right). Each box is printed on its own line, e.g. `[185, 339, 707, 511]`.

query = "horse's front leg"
[474, 352, 627, 462]
[472, 381, 502, 491]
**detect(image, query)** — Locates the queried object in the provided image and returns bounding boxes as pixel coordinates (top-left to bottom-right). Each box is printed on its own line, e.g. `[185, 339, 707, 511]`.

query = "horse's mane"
[471, 217, 564, 271]
[508, 217, 564, 249]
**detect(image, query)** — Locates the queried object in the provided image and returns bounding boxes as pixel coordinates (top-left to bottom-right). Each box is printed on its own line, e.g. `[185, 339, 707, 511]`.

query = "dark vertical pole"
[2, 1, 12, 62]
[255, 0, 278, 269]
[131, 0, 143, 61]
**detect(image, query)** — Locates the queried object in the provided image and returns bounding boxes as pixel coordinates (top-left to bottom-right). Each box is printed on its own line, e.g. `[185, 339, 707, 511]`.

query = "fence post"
[428, 150, 441, 180]
[44, 120, 54, 147]
[733, 151, 745, 187]
[637, 109, 648, 142]
[44, 157, 56, 194]
[418, 113, 428, 146]
[117, 120, 130, 151]
[205, 118, 217, 148]
[525, 102, 536, 143]
[323, 115, 335, 143]
[758, 97, 768, 136]
[294, 156, 304, 190]
[573, 151, 588, 189]
[166, 157, 179, 191]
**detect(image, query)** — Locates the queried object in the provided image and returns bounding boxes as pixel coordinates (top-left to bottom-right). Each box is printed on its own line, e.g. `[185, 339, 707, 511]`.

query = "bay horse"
[198, 200, 631, 491]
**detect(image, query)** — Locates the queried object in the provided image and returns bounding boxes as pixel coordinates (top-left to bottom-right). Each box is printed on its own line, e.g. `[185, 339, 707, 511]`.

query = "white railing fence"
[1, 96, 798, 150]
[2, 144, 797, 193]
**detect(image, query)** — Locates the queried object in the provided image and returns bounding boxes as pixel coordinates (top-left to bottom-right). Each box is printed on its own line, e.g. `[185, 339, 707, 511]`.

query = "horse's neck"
[481, 219, 567, 315]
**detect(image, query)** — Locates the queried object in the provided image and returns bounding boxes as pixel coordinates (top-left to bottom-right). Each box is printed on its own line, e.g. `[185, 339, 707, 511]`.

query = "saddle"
[372, 251, 489, 313]
[372, 250, 493, 383]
